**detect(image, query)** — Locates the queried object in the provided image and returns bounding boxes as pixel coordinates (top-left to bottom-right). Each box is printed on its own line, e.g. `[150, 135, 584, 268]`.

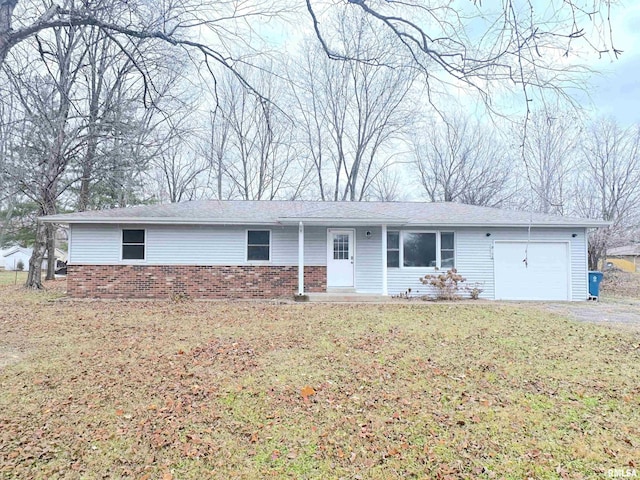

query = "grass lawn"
[0, 270, 27, 286]
[1, 285, 639, 479]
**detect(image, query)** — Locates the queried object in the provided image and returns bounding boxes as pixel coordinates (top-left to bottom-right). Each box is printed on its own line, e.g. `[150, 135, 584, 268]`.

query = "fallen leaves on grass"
[0, 292, 639, 478]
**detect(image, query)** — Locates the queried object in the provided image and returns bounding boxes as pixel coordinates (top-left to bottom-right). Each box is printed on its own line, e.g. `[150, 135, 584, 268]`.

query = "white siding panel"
[147, 225, 300, 265]
[70, 223, 329, 267]
[147, 225, 244, 264]
[271, 226, 298, 265]
[304, 226, 327, 266]
[571, 230, 588, 300]
[70, 224, 120, 264]
[455, 229, 493, 299]
[387, 227, 588, 301]
[355, 227, 383, 293]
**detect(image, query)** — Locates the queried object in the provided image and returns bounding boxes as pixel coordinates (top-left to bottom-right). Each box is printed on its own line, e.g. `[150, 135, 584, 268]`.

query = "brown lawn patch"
[0, 287, 639, 479]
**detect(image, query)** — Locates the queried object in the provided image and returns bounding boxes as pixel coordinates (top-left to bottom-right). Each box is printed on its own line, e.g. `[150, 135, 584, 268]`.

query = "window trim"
[120, 228, 146, 262]
[245, 229, 271, 263]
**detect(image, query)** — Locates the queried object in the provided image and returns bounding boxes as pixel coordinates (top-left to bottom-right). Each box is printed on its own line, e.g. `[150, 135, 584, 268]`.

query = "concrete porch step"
[305, 292, 391, 303]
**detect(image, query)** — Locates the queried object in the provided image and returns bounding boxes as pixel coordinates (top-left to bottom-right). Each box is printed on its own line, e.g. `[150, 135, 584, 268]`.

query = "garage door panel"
[494, 242, 569, 300]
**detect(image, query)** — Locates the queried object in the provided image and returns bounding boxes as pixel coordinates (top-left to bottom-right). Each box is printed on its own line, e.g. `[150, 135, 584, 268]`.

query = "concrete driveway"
[544, 297, 640, 332]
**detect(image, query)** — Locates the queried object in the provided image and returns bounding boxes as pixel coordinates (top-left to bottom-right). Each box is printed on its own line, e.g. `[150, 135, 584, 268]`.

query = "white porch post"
[298, 221, 304, 295]
[381, 224, 388, 295]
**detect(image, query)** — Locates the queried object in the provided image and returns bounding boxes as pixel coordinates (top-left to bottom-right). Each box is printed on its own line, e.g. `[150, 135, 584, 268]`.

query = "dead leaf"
[301, 385, 316, 403]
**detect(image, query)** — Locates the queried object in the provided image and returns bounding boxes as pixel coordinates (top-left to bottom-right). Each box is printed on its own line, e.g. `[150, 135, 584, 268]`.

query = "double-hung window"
[122, 229, 145, 260]
[247, 230, 270, 261]
[387, 231, 400, 268]
[386, 231, 455, 269]
[440, 232, 455, 269]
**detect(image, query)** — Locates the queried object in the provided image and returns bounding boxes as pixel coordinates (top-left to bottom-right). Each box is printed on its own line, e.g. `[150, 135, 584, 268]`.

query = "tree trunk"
[0, 1, 17, 68]
[26, 220, 46, 289]
[45, 223, 56, 280]
[78, 160, 93, 212]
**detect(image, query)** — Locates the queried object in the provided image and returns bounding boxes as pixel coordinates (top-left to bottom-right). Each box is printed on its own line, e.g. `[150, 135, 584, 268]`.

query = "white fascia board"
[39, 217, 610, 229]
[38, 217, 281, 226]
[403, 221, 611, 228]
[277, 217, 409, 226]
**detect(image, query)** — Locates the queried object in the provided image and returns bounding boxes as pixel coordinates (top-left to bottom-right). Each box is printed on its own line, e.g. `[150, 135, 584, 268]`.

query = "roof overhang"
[39, 217, 610, 228]
[276, 216, 409, 226]
[39, 217, 280, 226]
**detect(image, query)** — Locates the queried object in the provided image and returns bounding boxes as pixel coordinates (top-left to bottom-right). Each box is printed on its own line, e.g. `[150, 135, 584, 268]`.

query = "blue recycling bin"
[588, 271, 604, 297]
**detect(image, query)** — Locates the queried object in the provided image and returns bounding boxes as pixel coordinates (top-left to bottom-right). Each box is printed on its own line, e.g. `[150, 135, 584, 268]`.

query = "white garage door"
[494, 242, 570, 300]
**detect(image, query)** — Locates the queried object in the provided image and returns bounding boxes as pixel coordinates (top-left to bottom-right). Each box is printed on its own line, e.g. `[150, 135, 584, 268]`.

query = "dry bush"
[601, 271, 640, 299]
[420, 268, 467, 300]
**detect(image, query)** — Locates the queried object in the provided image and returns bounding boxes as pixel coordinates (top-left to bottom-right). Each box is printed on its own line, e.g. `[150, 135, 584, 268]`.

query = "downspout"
[298, 221, 304, 295]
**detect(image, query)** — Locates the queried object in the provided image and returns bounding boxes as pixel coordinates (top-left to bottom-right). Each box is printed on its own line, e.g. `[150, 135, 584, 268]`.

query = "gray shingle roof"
[40, 200, 609, 227]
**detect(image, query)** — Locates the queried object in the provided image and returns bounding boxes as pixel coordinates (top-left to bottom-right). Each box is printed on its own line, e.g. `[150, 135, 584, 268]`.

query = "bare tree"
[205, 108, 232, 200]
[307, 0, 621, 111]
[293, 13, 416, 201]
[517, 110, 580, 214]
[209, 69, 303, 200]
[1, 0, 292, 92]
[364, 167, 407, 202]
[151, 121, 211, 203]
[4, 11, 188, 287]
[413, 115, 512, 207]
[573, 118, 640, 269]
[2, 25, 84, 286]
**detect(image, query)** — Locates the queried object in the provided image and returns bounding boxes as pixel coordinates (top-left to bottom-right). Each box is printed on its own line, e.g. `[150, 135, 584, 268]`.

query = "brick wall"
[67, 265, 327, 299]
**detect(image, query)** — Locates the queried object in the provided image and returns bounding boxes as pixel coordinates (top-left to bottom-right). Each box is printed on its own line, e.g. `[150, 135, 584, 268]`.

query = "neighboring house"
[41, 200, 608, 301]
[2, 246, 67, 271]
[3, 247, 35, 271]
[606, 244, 640, 272]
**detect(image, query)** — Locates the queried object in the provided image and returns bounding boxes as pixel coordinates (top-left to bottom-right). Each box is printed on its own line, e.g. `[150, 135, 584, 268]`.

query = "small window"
[403, 232, 436, 267]
[387, 231, 399, 268]
[333, 234, 349, 260]
[441, 232, 455, 269]
[247, 230, 270, 261]
[122, 229, 145, 260]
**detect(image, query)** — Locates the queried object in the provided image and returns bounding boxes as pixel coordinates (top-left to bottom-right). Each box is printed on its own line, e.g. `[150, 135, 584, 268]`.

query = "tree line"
[0, 0, 634, 285]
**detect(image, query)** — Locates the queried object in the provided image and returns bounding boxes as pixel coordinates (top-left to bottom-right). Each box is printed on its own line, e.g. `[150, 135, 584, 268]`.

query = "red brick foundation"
[67, 265, 327, 299]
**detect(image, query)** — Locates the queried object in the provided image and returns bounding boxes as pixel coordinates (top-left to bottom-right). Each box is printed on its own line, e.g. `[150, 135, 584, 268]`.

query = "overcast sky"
[579, 2, 640, 125]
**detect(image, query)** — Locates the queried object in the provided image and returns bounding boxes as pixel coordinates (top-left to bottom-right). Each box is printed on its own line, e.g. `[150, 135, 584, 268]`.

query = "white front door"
[327, 229, 355, 288]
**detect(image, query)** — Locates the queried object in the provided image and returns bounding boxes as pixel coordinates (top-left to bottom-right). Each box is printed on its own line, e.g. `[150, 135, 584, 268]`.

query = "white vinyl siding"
[387, 227, 588, 301]
[354, 227, 383, 293]
[69, 224, 120, 264]
[69, 224, 327, 266]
